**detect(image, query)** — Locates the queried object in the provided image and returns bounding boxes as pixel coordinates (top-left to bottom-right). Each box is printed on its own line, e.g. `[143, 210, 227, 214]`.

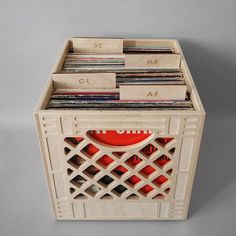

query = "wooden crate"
[34, 38, 205, 220]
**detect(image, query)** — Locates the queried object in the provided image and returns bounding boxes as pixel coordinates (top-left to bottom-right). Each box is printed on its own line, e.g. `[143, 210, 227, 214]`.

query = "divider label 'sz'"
[94, 42, 103, 48]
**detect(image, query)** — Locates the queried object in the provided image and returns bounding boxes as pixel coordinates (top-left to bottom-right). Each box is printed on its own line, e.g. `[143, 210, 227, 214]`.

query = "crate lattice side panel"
[38, 112, 202, 220]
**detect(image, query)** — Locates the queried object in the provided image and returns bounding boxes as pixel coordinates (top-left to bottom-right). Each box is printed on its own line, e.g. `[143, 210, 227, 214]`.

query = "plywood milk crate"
[34, 37, 205, 220]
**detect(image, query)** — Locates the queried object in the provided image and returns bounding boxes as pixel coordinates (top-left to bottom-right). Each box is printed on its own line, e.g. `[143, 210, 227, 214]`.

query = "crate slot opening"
[96, 155, 114, 168]
[64, 137, 84, 148]
[83, 165, 100, 177]
[126, 194, 139, 200]
[166, 169, 173, 176]
[164, 187, 170, 194]
[98, 175, 114, 186]
[64, 147, 71, 155]
[74, 193, 87, 200]
[100, 194, 113, 200]
[125, 175, 141, 186]
[112, 152, 126, 158]
[139, 185, 154, 195]
[139, 165, 156, 177]
[111, 165, 128, 177]
[70, 187, 76, 194]
[112, 185, 127, 195]
[67, 168, 73, 176]
[152, 194, 165, 200]
[169, 147, 176, 155]
[154, 155, 171, 168]
[155, 137, 174, 147]
[70, 175, 87, 188]
[81, 143, 100, 157]
[67, 154, 85, 168]
[140, 144, 158, 157]
[152, 175, 168, 187]
[85, 184, 101, 196]
[125, 155, 143, 168]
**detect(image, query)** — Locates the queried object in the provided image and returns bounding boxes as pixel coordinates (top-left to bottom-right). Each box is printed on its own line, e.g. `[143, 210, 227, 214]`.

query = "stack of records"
[47, 91, 192, 110]
[63, 45, 175, 73]
[63, 54, 125, 72]
[116, 72, 184, 86]
[123, 45, 174, 54]
[47, 43, 193, 110]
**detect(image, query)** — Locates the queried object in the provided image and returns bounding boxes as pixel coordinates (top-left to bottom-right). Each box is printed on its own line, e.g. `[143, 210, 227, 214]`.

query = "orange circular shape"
[88, 130, 152, 146]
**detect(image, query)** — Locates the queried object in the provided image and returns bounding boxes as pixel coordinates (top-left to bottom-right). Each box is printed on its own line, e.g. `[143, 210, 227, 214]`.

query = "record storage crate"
[34, 38, 205, 220]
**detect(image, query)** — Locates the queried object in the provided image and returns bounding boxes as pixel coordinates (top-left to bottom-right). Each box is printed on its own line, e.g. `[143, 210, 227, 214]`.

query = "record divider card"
[52, 37, 187, 103]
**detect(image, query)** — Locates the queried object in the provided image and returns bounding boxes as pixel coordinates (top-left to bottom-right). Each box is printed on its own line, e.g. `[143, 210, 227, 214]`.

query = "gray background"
[0, 0, 235, 235]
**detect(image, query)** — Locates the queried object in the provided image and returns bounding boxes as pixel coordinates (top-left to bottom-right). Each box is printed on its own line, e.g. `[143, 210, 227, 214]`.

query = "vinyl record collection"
[47, 40, 193, 110]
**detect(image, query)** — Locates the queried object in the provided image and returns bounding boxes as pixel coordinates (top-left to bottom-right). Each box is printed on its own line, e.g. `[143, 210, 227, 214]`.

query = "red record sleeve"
[88, 130, 152, 146]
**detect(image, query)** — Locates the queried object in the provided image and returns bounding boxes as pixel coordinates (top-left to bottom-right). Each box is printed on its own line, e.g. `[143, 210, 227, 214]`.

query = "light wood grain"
[52, 73, 116, 89]
[120, 85, 187, 100]
[72, 37, 123, 53]
[125, 54, 181, 68]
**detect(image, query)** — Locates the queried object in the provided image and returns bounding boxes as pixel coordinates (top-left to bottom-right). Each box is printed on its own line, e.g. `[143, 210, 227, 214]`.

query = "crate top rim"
[69, 38, 181, 49]
[35, 108, 205, 116]
[70, 38, 179, 41]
